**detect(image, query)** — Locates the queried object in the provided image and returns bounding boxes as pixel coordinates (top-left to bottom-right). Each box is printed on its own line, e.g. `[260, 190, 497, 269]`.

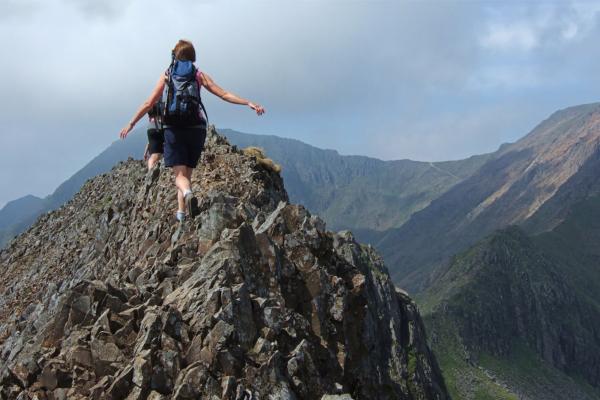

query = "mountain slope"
[0, 195, 46, 249]
[0, 128, 449, 399]
[0, 195, 45, 228]
[0, 129, 148, 248]
[421, 208, 600, 399]
[377, 103, 600, 291]
[223, 129, 490, 233]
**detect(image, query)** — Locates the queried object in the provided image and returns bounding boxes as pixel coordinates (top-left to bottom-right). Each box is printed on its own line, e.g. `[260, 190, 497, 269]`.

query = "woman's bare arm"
[120, 75, 165, 139]
[200, 72, 265, 115]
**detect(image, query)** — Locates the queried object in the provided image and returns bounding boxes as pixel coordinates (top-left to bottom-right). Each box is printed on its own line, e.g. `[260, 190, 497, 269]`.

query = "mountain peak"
[507, 102, 600, 151]
[0, 127, 448, 399]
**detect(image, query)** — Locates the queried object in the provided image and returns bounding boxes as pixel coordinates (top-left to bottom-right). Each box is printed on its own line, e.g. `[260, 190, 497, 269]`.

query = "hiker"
[144, 103, 164, 170]
[119, 39, 265, 222]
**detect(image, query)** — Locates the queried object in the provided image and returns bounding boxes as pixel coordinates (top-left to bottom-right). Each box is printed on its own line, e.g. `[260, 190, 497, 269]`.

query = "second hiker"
[119, 39, 265, 221]
[144, 103, 164, 170]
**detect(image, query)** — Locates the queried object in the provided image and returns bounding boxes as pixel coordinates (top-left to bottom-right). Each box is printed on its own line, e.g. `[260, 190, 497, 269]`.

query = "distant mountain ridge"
[407, 103, 600, 399]
[0, 130, 148, 248]
[0, 127, 489, 249]
[222, 129, 490, 232]
[376, 102, 600, 292]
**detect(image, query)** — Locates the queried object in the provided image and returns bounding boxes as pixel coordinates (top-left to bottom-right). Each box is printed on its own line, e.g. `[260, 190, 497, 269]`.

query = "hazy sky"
[1, 0, 600, 207]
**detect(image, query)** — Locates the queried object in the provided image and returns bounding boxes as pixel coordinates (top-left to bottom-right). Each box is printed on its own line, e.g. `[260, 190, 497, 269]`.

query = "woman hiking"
[119, 39, 265, 222]
[144, 103, 164, 170]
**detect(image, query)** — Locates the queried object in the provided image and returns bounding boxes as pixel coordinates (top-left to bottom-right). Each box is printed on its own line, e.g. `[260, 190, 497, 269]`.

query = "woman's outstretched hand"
[119, 122, 133, 139]
[249, 102, 265, 115]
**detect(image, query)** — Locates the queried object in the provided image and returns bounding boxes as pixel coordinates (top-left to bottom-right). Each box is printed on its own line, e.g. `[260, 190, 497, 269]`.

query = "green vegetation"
[534, 196, 600, 309]
[91, 194, 113, 214]
[427, 314, 600, 400]
[406, 348, 419, 397]
[426, 315, 519, 400]
[421, 220, 600, 399]
[478, 342, 600, 400]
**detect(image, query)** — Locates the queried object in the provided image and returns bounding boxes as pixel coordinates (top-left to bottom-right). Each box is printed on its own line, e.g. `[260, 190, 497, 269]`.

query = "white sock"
[183, 189, 193, 197]
[176, 210, 186, 222]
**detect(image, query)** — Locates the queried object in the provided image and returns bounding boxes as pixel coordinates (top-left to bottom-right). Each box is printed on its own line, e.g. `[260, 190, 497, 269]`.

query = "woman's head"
[173, 40, 196, 62]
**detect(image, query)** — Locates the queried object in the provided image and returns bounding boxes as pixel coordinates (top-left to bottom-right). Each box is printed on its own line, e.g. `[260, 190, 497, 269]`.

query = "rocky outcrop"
[0, 127, 448, 399]
[424, 226, 600, 396]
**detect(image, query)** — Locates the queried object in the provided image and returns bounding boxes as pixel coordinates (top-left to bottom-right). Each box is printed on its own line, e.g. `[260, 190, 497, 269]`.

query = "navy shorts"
[147, 128, 164, 154]
[163, 126, 207, 168]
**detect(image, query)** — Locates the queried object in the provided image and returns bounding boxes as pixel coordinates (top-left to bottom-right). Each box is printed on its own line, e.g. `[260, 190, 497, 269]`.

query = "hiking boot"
[184, 192, 199, 219]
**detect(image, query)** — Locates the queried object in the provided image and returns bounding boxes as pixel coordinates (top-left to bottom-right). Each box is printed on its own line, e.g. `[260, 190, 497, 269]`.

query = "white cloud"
[480, 1, 600, 52]
[468, 65, 541, 91]
[368, 101, 542, 162]
[562, 22, 579, 40]
[482, 23, 539, 51]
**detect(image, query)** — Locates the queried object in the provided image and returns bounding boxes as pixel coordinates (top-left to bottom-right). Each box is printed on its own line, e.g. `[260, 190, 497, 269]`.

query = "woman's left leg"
[185, 167, 193, 182]
[183, 166, 198, 217]
[147, 153, 162, 170]
[176, 168, 193, 219]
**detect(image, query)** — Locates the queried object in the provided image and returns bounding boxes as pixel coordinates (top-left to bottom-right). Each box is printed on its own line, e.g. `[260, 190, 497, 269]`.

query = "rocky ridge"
[0, 127, 448, 399]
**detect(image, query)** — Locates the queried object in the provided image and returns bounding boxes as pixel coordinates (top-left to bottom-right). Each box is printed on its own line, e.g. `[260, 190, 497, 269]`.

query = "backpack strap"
[195, 67, 209, 126]
[163, 64, 176, 122]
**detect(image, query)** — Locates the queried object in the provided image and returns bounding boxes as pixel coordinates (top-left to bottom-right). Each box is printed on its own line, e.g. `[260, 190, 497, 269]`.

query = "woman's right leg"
[173, 165, 191, 193]
[177, 188, 185, 212]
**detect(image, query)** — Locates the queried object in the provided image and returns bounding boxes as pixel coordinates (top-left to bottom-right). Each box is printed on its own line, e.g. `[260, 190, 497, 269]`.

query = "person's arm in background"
[120, 75, 166, 139]
[200, 72, 265, 115]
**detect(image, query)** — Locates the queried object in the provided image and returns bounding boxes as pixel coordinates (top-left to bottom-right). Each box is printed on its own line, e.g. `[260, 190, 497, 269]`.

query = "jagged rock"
[133, 311, 162, 355]
[1, 366, 21, 388]
[38, 362, 71, 390]
[172, 362, 210, 400]
[88, 376, 112, 400]
[131, 352, 151, 390]
[200, 320, 234, 366]
[12, 357, 41, 388]
[107, 366, 133, 400]
[146, 391, 166, 400]
[0, 128, 448, 399]
[90, 335, 123, 377]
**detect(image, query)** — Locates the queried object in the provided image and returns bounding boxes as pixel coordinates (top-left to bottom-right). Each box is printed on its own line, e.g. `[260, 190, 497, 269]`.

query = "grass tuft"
[243, 146, 282, 173]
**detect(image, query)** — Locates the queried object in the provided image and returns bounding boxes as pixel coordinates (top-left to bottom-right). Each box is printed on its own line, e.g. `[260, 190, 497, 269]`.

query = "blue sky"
[1, 0, 600, 207]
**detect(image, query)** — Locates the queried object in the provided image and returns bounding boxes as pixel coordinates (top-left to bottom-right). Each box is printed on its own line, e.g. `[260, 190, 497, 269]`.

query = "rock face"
[423, 225, 600, 399]
[0, 127, 448, 399]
